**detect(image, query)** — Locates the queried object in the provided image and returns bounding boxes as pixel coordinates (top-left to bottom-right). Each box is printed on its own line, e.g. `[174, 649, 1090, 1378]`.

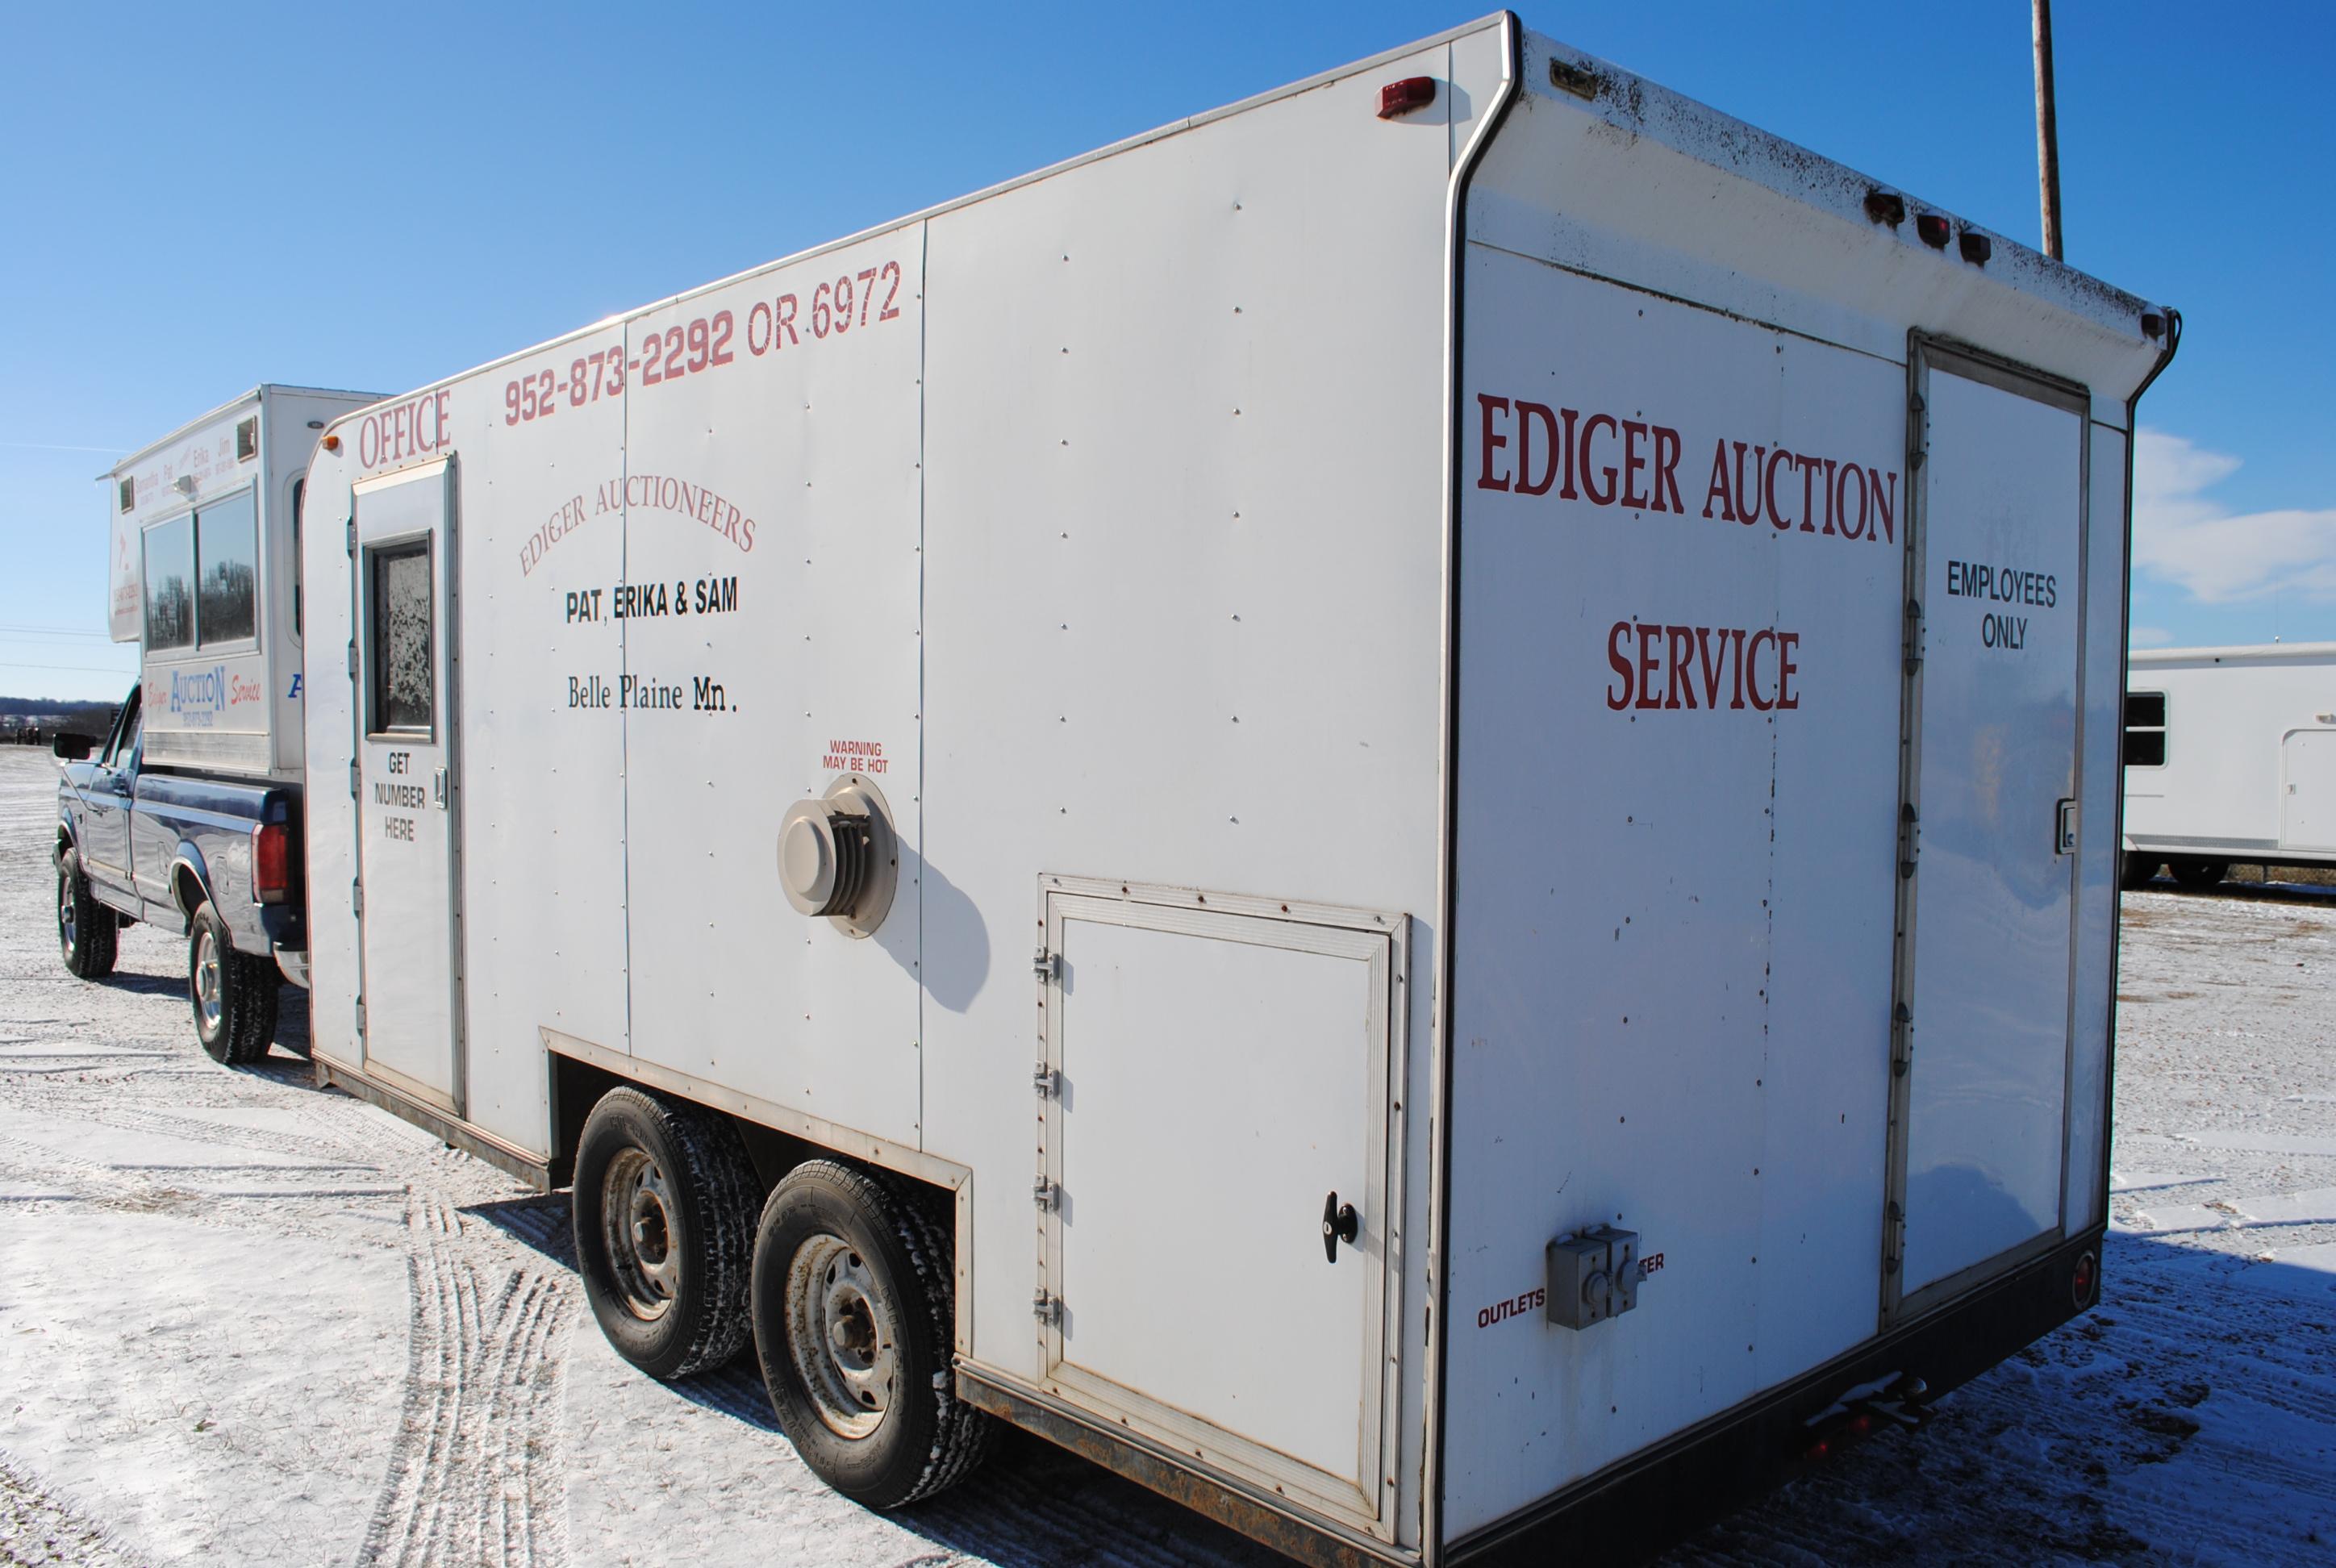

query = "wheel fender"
[55, 818, 77, 863]
[169, 844, 215, 932]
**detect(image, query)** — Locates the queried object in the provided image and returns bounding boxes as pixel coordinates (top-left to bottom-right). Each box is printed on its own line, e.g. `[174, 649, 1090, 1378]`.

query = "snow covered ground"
[1, 742, 2330, 1566]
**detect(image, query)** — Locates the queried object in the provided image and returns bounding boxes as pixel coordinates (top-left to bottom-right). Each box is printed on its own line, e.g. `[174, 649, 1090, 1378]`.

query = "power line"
[0, 623, 115, 640]
[0, 660, 137, 677]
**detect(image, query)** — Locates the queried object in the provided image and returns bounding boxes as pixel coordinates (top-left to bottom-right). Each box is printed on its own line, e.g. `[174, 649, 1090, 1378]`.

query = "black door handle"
[1321, 1191, 1359, 1263]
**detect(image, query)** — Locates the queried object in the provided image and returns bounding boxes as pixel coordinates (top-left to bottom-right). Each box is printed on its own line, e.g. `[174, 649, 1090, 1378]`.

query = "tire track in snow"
[360, 1195, 575, 1568]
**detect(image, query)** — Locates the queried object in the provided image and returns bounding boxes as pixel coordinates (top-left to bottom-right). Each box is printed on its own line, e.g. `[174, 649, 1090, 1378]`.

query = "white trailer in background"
[295, 15, 2176, 1563]
[2123, 644, 2336, 887]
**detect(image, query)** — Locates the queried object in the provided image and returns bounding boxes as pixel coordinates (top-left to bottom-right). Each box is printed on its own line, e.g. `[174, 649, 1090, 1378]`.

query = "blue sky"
[4, 1, 2328, 700]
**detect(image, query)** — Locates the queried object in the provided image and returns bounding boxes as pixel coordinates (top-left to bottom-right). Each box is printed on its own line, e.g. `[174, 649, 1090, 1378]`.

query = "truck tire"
[573, 1088, 760, 1381]
[2169, 858, 2227, 890]
[2117, 851, 2160, 891]
[56, 849, 118, 980]
[189, 902, 278, 1065]
[751, 1160, 995, 1508]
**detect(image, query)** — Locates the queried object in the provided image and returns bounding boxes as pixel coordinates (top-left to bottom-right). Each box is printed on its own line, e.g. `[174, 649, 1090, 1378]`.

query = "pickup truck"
[52, 681, 303, 1064]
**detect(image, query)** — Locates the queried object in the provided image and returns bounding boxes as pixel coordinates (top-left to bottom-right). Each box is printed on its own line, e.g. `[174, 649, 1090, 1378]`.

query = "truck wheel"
[751, 1160, 995, 1508]
[2117, 851, 2160, 891]
[56, 849, 117, 980]
[2169, 859, 2227, 890]
[189, 902, 278, 1065]
[573, 1088, 760, 1380]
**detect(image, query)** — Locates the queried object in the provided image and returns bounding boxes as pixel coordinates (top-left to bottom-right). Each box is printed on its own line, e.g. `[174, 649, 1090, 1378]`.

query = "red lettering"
[1559, 407, 1580, 499]
[1799, 454, 1820, 534]
[1653, 426, 1684, 514]
[1735, 444, 1766, 526]
[1696, 626, 1725, 708]
[1777, 632, 1800, 710]
[1665, 624, 1694, 710]
[1583, 414, 1619, 506]
[1747, 629, 1777, 711]
[1764, 448, 1795, 531]
[1607, 620, 1633, 710]
[1817, 458, 1839, 535]
[1477, 394, 1512, 491]
[1702, 438, 1736, 521]
[1836, 464, 1868, 540]
[1635, 620, 1661, 710]
[1515, 401, 1559, 495]
[1730, 628, 1747, 709]
[1868, 467, 1896, 544]
[1621, 419, 1650, 509]
[775, 294, 800, 347]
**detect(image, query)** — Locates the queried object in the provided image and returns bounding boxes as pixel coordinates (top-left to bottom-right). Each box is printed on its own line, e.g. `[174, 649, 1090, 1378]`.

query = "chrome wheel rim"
[194, 928, 223, 1031]
[57, 868, 75, 957]
[602, 1148, 680, 1320]
[785, 1232, 895, 1439]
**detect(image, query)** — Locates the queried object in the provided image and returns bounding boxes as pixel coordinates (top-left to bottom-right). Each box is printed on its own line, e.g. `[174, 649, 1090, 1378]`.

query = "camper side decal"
[1475, 393, 1900, 544]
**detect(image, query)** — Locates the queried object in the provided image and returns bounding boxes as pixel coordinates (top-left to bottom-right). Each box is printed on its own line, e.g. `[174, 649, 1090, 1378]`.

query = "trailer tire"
[573, 1089, 760, 1381]
[2169, 858, 2227, 890]
[189, 903, 277, 1065]
[2117, 851, 2160, 891]
[751, 1160, 995, 1509]
[56, 849, 117, 980]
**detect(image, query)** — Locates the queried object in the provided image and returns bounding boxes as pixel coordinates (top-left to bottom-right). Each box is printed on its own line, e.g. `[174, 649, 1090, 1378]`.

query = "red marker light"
[252, 822, 294, 904]
[2071, 1249, 2098, 1307]
[1916, 214, 1952, 248]
[1378, 77, 1436, 119]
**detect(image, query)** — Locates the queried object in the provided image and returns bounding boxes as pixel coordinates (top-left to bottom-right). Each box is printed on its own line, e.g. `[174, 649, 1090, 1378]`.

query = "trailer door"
[350, 458, 465, 1112]
[1889, 347, 2088, 1317]
[1035, 885, 1404, 1541]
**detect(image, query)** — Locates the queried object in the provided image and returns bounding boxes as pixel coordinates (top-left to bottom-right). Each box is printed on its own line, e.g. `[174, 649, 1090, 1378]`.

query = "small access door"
[351, 459, 465, 1112]
[1888, 343, 2089, 1320]
[1035, 879, 1406, 1541]
[2281, 731, 2336, 853]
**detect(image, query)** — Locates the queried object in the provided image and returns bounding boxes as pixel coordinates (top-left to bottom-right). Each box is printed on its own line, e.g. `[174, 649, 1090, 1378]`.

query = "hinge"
[1032, 1064, 1060, 1099]
[1032, 948, 1058, 981]
[352, 878, 364, 919]
[354, 996, 366, 1036]
[1032, 1177, 1061, 1211]
[348, 759, 360, 798]
[345, 519, 357, 555]
[347, 640, 358, 681]
[1032, 1291, 1062, 1325]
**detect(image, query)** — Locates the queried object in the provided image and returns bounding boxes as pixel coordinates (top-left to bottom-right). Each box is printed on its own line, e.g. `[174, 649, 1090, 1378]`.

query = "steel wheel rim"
[602, 1147, 680, 1320]
[57, 867, 75, 957]
[785, 1232, 895, 1439]
[194, 928, 223, 1030]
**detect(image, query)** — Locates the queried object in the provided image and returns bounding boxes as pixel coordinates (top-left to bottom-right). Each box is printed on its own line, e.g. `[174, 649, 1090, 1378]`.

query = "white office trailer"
[296, 16, 2177, 1563]
[106, 386, 382, 779]
[2123, 644, 2336, 887]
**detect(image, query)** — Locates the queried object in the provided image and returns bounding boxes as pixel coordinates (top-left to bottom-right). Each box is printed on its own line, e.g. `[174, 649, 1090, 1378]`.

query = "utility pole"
[2033, 0, 2065, 260]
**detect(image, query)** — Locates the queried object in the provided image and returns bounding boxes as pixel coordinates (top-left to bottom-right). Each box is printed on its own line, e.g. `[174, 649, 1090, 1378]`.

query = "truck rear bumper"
[273, 947, 309, 989]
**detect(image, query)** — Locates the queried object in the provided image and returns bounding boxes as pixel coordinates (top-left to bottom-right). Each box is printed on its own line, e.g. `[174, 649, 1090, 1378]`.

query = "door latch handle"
[1321, 1191, 1359, 1263]
[433, 767, 449, 811]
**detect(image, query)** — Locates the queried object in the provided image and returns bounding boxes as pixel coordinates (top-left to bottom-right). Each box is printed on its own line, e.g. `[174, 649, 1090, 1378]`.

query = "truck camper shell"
[106, 384, 383, 779]
[297, 15, 2175, 1562]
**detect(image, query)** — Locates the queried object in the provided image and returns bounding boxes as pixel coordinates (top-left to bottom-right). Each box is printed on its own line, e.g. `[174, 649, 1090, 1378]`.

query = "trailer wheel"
[189, 902, 277, 1065]
[56, 849, 117, 980]
[573, 1088, 759, 1380]
[2117, 851, 2161, 891]
[2169, 858, 2227, 890]
[751, 1160, 995, 1508]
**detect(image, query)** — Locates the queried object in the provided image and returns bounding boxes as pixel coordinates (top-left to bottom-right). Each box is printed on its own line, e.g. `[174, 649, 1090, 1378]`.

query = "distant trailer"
[296, 15, 2176, 1566]
[2122, 643, 2336, 888]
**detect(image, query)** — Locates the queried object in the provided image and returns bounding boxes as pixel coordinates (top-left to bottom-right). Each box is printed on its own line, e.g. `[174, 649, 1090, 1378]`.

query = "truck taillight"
[253, 823, 294, 904]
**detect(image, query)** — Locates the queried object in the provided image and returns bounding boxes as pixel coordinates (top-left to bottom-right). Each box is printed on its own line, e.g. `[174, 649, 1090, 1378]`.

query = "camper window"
[2125, 690, 2167, 768]
[195, 490, 259, 646]
[368, 540, 433, 735]
[142, 515, 195, 653]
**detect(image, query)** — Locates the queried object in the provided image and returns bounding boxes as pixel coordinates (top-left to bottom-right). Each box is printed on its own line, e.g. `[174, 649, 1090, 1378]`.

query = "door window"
[143, 516, 195, 652]
[369, 540, 435, 736]
[195, 489, 260, 646]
